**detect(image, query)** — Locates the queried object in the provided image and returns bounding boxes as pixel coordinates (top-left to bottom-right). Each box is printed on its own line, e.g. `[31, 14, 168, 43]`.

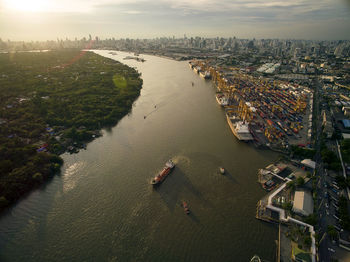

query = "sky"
[0, 0, 350, 41]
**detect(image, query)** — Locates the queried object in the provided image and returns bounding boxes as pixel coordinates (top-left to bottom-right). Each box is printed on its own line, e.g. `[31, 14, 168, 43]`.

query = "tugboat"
[151, 160, 175, 186]
[182, 201, 190, 215]
[219, 167, 225, 174]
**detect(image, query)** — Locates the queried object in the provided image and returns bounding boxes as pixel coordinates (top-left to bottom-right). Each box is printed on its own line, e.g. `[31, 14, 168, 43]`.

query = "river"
[0, 50, 278, 262]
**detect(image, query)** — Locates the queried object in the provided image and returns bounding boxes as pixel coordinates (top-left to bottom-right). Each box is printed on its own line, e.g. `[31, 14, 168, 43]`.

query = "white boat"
[250, 255, 261, 262]
[226, 113, 253, 141]
[216, 94, 229, 106]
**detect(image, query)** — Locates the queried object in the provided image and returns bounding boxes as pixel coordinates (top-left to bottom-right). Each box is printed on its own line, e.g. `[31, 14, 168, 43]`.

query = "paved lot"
[280, 224, 292, 262]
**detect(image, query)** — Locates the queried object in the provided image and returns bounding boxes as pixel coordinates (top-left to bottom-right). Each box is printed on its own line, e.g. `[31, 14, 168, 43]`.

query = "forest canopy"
[0, 50, 142, 212]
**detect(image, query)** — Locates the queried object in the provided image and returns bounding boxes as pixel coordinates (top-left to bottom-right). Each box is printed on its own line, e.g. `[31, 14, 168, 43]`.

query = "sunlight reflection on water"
[62, 162, 85, 193]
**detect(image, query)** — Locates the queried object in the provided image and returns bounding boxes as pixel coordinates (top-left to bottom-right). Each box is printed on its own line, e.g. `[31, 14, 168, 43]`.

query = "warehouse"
[292, 191, 313, 216]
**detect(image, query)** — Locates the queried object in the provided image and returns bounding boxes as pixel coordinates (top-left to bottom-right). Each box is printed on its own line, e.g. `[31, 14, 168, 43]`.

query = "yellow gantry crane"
[294, 96, 307, 113]
[238, 100, 253, 122]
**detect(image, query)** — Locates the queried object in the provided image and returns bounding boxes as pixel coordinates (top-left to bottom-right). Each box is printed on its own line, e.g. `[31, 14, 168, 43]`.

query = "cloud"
[122, 10, 145, 14]
[2, 0, 348, 19]
[0, 0, 349, 40]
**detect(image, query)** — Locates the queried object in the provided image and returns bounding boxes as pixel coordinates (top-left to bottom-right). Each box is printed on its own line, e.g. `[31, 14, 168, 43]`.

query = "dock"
[189, 60, 313, 149]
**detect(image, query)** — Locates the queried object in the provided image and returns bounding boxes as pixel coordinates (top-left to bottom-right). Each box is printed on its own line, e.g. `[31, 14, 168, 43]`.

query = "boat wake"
[171, 155, 191, 166]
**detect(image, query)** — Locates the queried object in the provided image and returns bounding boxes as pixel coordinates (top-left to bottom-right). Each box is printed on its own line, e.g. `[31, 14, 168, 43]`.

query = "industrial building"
[292, 191, 314, 216]
[301, 159, 316, 170]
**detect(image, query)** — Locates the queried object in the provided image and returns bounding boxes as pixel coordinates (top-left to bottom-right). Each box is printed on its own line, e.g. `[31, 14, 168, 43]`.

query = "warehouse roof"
[293, 191, 313, 216]
[301, 159, 316, 169]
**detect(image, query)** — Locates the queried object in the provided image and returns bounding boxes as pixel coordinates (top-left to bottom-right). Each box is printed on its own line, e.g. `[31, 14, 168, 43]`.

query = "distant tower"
[294, 48, 301, 59]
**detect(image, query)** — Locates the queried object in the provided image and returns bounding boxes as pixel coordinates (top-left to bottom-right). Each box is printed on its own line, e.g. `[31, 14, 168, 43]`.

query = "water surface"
[0, 50, 278, 262]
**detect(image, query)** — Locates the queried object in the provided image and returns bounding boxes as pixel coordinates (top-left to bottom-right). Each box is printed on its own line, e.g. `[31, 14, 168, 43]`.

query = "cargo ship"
[123, 56, 145, 62]
[226, 113, 253, 141]
[193, 66, 201, 74]
[216, 94, 229, 106]
[151, 160, 175, 185]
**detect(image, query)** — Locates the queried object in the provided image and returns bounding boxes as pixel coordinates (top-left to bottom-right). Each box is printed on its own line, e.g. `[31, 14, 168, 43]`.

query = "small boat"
[182, 201, 190, 214]
[219, 167, 225, 174]
[250, 255, 261, 262]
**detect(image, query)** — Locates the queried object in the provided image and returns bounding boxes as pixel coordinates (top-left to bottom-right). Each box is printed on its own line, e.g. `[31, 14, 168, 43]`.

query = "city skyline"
[1, 0, 350, 41]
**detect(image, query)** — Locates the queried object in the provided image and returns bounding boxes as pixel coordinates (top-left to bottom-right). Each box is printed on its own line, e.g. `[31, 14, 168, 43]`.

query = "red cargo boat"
[151, 160, 175, 185]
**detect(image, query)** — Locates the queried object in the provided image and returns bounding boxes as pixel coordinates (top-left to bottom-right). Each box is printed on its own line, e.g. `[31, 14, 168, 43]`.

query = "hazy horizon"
[1, 0, 350, 41]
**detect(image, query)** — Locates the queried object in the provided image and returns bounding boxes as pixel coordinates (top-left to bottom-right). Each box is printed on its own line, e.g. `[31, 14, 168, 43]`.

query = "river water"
[0, 50, 278, 262]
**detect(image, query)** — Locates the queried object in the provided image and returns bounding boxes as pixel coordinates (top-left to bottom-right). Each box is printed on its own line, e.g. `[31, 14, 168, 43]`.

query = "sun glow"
[3, 0, 50, 12]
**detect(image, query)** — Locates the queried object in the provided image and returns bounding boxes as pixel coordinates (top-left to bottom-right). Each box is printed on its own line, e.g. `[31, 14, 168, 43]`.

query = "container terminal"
[190, 59, 320, 262]
[189, 60, 313, 150]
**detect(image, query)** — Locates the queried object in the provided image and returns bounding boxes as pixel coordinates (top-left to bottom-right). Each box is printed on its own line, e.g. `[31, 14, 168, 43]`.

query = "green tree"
[0, 159, 13, 174]
[304, 236, 312, 247]
[282, 202, 293, 211]
[0, 196, 9, 208]
[304, 214, 317, 226]
[296, 177, 305, 186]
[32, 172, 43, 182]
[327, 225, 338, 240]
[287, 181, 296, 191]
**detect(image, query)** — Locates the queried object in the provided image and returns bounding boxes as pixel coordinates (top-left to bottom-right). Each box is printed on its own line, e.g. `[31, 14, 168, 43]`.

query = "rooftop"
[292, 190, 313, 216]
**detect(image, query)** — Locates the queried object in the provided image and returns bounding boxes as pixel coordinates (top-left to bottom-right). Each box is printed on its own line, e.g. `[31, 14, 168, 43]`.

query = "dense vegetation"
[0, 50, 142, 212]
[338, 196, 350, 231]
[341, 139, 350, 164]
[321, 148, 341, 171]
[290, 145, 316, 159]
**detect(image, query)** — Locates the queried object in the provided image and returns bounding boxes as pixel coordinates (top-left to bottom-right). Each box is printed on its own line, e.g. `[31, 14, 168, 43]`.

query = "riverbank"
[0, 50, 143, 213]
[256, 159, 316, 262]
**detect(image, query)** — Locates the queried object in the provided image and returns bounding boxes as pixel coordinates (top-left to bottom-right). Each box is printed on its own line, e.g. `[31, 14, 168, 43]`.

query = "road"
[313, 78, 332, 262]
[314, 78, 344, 262]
